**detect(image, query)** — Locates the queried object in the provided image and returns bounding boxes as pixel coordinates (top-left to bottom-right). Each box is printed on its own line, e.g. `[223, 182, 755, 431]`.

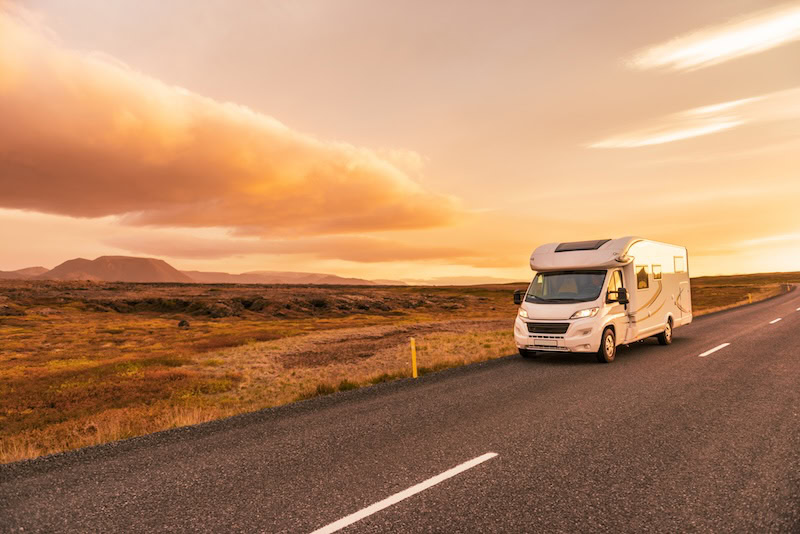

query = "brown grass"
[0, 273, 796, 463]
[691, 273, 795, 316]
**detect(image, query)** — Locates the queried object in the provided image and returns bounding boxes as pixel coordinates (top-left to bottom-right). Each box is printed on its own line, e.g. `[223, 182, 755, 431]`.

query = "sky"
[1, 0, 799, 282]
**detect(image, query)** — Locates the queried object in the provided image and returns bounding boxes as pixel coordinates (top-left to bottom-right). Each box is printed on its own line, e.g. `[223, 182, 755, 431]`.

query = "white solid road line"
[699, 343, 731, 358]
[769, 318, 782, 324]
[309, 452, 499, 534]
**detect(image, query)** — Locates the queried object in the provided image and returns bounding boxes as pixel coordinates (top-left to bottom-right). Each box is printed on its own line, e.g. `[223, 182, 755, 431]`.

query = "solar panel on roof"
[555, 239, 611, 252]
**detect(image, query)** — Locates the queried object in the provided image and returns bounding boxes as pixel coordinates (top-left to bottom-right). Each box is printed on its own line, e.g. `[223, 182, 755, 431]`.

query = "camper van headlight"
[518, 308, 528, 318]
[570, 307, 599, 319]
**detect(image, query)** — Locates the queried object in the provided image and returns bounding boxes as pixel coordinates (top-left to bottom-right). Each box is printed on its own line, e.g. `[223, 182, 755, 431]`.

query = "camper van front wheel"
[596, 328, 616, 363]
[657, 319, 673, 346]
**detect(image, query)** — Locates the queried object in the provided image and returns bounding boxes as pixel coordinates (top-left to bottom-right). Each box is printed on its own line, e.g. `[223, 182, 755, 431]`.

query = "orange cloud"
[0, 6, 461, 236]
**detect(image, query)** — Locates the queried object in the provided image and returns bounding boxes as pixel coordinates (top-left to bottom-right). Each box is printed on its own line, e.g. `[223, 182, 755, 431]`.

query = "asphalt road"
[2, 289, 799, 533]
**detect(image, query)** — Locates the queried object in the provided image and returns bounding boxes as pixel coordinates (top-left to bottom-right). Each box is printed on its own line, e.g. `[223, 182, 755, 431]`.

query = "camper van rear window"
[636, 265, 649, 289]
[554, 239, 611, 252]
[674, 256, 686, 273]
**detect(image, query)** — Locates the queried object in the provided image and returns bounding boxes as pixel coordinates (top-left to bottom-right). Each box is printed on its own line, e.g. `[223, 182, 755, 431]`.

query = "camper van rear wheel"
[596, 328, 616, 363]
[518, 348, 538, 359]
[657, 319, 673, 346]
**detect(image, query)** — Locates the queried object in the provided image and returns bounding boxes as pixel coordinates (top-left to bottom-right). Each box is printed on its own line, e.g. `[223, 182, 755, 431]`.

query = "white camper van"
[513, 237, 692, 363]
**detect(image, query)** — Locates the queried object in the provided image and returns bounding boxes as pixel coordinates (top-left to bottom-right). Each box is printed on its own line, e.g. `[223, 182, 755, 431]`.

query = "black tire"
[596, 327, 616, 363]
[519, 348, 538, 359]
[657, 318, 673, 345]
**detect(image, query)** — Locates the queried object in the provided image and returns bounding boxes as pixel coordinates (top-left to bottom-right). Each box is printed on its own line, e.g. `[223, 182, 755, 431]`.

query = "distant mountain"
[0, 266, 50, 279]
[0, 256, 406, 285]
[13, 266, 49, 276]
[179, 271, 262, 284]
[242, 270, 378, 285]
[41, 256, 193, 283]
[371, 279, 409, 286]
[402, 275, 523, 286]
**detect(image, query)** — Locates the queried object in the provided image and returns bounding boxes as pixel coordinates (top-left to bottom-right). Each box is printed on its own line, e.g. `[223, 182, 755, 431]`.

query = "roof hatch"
[554, 239, 611, 252]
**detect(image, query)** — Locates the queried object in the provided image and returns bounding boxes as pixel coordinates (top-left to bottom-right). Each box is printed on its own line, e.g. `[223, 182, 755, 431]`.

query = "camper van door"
[632, 263, 663, 337]
[606, 268, 630, 343]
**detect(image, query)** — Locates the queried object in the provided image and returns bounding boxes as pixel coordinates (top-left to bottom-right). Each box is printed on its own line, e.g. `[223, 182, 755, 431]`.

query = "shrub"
[315, 383, 336, 395]
[310, 298, 328, 309]
[293, 382, 337, 401]
[337, 379, 358, 391]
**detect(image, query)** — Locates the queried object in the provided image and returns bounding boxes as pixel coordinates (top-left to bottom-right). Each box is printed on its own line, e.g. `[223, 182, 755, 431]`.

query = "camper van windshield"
[526, 270, 607, 303]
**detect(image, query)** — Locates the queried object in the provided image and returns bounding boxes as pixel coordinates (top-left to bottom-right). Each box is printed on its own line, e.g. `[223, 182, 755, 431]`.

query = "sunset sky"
[1, 0, 799, 282]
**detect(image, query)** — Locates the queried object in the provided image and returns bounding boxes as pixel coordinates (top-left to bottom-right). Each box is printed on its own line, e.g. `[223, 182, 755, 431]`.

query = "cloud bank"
[106, 234, 473, 263]
[629, 3, 800, 71]
[0, 6, 460, 236]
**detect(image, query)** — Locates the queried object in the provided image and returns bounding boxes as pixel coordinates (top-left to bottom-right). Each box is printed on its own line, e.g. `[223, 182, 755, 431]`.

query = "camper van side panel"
[625, 241, 691, 342]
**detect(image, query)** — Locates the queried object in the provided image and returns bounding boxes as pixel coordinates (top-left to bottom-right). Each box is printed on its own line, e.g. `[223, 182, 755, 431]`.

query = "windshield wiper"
[528, 296, 590, 303]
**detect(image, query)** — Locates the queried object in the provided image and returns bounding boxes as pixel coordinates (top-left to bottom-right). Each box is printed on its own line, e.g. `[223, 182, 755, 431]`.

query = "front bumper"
[513, 316, 600, 353]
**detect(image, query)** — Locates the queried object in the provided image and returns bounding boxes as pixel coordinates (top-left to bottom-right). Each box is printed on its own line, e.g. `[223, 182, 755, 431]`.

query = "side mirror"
[513, 290, 524, 305]
[607, 288, 629, 305]
[617, 287, 629, 305]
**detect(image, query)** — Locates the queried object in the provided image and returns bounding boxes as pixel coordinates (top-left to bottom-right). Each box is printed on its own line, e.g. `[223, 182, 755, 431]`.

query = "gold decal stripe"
[649, 299, 666, 317]
[676, 286, 690, 313]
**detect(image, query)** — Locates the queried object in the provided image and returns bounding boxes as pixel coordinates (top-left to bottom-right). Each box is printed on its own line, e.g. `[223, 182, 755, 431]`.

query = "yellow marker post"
[410, 337, 418, 378]
[748, 293, 752, 304]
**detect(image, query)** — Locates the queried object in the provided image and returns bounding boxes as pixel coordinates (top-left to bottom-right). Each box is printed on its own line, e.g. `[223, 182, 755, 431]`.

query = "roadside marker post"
[747, 293, 752, 304]
[410, 338, 418, 378]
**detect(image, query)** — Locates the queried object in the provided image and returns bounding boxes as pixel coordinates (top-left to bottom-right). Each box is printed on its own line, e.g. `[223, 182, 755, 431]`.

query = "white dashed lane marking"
[699, 343, 731, 358]
[309, 452, 499, 534]
[769, 318, 782, 324]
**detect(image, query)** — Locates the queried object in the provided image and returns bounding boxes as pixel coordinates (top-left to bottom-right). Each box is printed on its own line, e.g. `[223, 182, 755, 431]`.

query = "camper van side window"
[607, 271, 617, 293]
[636, 265, 649, 289]
[607, 270, 623, 303]
[674, 256, 686, 273]
[652, 265, 662, 280]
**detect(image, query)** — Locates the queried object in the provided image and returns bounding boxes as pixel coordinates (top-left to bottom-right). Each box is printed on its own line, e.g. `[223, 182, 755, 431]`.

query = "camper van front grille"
[526, 322, 570, 334]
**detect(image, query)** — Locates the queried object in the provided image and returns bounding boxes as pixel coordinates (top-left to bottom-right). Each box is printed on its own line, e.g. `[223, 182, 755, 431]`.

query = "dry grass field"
[1, 273, 796, 463]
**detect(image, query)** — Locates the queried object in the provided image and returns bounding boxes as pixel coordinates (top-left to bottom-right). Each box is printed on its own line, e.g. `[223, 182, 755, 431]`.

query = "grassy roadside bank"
[1, 273, 797, 463]
[691, 275, 792, 316]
